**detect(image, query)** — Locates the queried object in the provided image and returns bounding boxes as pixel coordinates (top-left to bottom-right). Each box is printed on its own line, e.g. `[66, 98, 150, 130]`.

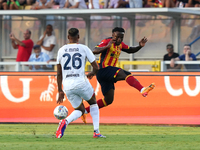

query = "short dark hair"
[166, 44, 173, 49]
[68, 28, 79, 37]
[184, 44, 191, 47]
[47, 24, 53, 28]
[112, 27, 125, 33]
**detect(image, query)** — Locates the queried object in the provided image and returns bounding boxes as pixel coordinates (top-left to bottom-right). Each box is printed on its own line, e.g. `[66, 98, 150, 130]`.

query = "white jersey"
[68, 0, 87, 9]
[57, 43, 95, 90]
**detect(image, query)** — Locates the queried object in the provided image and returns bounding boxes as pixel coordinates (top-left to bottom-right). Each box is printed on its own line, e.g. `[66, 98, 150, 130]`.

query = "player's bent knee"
[75, 104, 85, 115]
[104, 98, 113, 105]
[87, 96, 97, 105]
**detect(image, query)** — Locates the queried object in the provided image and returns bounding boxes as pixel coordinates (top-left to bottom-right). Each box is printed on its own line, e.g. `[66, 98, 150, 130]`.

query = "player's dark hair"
[184, 44, 191, 47]
[68, 28, 79, 37]
[112, 27, 125, 33]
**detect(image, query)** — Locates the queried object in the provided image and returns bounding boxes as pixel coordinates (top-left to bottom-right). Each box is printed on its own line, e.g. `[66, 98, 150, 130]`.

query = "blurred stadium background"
[0, 8, 200, 126]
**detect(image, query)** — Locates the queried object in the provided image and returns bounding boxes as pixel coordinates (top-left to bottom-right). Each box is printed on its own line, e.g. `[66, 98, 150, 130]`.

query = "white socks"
[65, 104, 100, 133]
[140, 87, 145, 93]
[90, 104, 100, 133]
[65, 110, 82, 125]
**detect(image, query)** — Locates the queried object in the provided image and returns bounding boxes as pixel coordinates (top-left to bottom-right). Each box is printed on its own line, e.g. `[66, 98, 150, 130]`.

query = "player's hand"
[87, 72, 95, 79]
[139, 37, 148, 47]
[107, 38, 116, 48]
[57, 91, 65, 104]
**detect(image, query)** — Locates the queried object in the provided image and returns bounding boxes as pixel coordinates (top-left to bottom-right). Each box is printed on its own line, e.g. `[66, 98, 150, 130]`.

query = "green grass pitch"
[0, 124, 200, 150]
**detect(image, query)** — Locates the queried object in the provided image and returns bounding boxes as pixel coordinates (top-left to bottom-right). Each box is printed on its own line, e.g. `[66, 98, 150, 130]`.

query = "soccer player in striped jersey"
[82, 27, 155, 123]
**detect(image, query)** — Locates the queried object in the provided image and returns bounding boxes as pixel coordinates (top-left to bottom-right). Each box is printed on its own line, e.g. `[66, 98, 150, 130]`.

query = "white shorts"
[64, 82, 94, 109]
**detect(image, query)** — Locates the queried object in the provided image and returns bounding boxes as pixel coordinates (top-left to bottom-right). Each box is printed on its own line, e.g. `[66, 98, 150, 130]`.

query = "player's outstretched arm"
[122, 37, 148, 54]
[87, 61, 99, 79]
[93, 38, 115, 54]
[93, 46, 108, 54]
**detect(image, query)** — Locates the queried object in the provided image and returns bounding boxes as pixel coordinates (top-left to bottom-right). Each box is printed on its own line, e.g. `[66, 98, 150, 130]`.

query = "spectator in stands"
[88, 0, 100, 9]
[175, 0, 198, 7]
[18, 0, 36, 6]
[109, 0, 129, 8]
[163, 44, 181, 72]
[146, 0, 162, 7]
[129, 0, 142, 7]
[176, 0, 188, 7]
[31, 0, 51, 9]
[193, 0, 200, 7]
[118, 0, 129, 7]
[28, 45, 52, 71]
[102, 0, 109, 8]
[147, 0, 175, 7]
[0, 0, 6, 9]
[3, 0, 21, 9]
[48, 0, 66, 8]
[170, 44, 200, 72]
[9, 29, 34, 62]
[36, 24, 56, 60]
[63, 0, 87, 8]
[162, 0, 175, 7]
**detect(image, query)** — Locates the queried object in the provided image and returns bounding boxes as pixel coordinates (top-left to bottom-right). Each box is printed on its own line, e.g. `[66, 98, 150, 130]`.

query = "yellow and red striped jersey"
[96, 37, 129, 69]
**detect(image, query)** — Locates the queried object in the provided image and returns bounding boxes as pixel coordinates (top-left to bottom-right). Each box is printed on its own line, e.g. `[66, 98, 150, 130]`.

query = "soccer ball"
[53, 105, 68, 120]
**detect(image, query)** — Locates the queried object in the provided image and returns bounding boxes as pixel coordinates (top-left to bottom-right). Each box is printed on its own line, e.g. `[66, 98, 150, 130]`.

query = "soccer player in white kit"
[56, 28, 106, 138]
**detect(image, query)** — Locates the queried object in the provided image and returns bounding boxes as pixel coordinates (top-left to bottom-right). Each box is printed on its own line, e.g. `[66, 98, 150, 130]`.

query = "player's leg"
[56, 90, 84, 138]
[85, 67, 118, 114]
[116, 69, 155, 97]
[82, 83, 106, 138]
[56, 103, 84, 138]
[115, 69, 143, 91]
[85, 82, 115, 114]
[103, 88, 114, 105]
[85, 95, 106, 138]
[65, 91, 86, 124]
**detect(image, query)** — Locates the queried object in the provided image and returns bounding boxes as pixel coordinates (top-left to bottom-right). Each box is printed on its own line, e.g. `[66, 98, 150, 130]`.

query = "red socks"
[85, 98, 107, 113]
[85, 75, 143, 114]
[125, 75, 143, 92]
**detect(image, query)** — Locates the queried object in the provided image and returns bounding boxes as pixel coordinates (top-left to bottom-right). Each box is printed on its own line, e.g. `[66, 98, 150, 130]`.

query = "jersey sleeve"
[121, 42, 129, 49]
[96, 39, 108, 47]
[56, 49, 62, 64]
[85, 46, 95, 63]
